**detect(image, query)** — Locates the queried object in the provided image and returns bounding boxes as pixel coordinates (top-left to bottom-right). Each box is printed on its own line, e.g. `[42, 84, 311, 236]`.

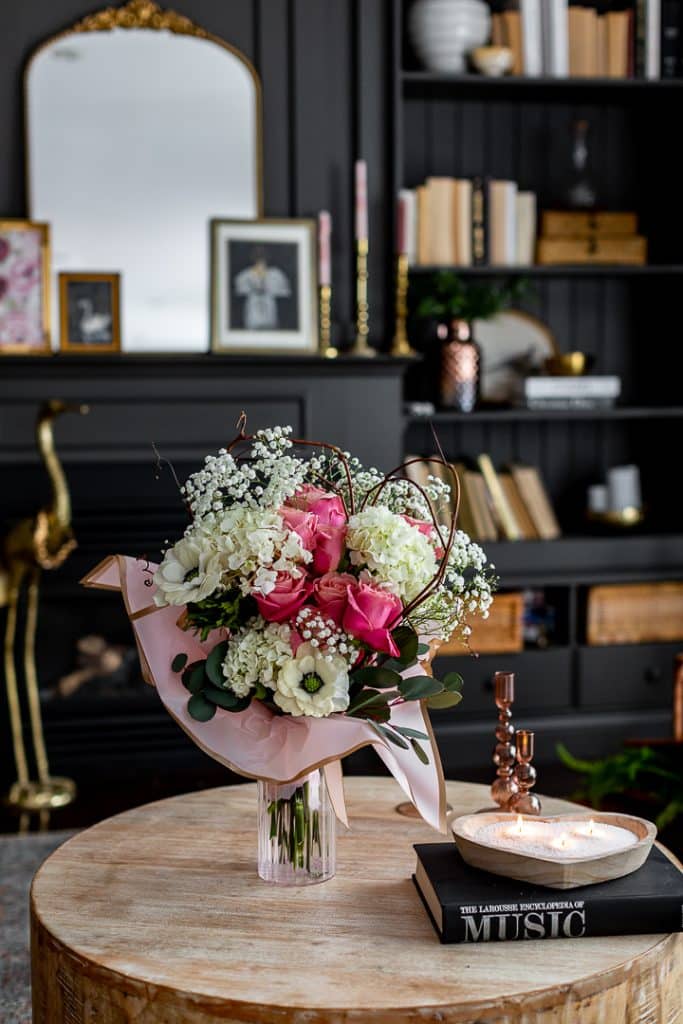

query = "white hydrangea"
[222, 619, 293, 697]
[153, 534, 224, 607]
[346, 505, 438, 601]
[274, 643, 350, 717]
[213, 507, 311, 595]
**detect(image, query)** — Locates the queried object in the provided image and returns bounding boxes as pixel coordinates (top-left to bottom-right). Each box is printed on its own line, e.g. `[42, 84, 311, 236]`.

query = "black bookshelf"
[394, 0, 683, 765]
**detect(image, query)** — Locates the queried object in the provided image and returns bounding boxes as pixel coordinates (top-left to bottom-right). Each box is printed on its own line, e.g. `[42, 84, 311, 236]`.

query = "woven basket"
[587, 582, 683, 646]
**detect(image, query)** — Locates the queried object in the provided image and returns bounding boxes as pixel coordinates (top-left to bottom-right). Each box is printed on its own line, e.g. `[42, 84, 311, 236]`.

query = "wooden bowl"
[451, 811, 656, 890]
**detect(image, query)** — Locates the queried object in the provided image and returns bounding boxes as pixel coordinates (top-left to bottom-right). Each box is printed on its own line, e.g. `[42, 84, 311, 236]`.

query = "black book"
[471, 176, 488, 266]
[414, 842, 683, 944]
[661, 0, 681, 78]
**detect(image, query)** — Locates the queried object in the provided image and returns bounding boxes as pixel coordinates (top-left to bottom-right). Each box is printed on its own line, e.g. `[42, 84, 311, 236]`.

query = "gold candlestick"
[350, 238, 375, 357]
[509, 729, 542, 815]
[319, 284, 337, 358]
[390, 253, 416, 357]
[491, 671, 519, 808]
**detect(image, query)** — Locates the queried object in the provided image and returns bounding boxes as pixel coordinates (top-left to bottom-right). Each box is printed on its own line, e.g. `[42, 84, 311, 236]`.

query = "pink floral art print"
[0, 221, 50, 353]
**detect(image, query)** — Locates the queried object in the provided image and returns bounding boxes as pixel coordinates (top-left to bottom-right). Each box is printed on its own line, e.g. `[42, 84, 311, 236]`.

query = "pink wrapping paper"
[82, 555, 447, 832]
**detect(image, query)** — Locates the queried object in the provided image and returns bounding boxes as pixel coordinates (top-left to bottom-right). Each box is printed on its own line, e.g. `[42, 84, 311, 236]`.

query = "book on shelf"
[569, 6, 599, 76]
[509, 464, 562, 540]
[404, 177, 537, 269]
[477, 453, 522, 541]
[502, 9, 524, 74]
[661, 0, 681, 78]
[521, 0, 543, 76]
[413, 843, 683, 944]
[636, 0, 661, 79]
[402, 456, 560, 543]
[544, 0, 569, 76]
[488, 180, 518, 266]
[520, 376, 622, 401]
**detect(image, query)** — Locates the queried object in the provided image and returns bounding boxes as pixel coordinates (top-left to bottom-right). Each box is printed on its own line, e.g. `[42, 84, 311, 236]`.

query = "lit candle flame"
[516, 815, 524, 835]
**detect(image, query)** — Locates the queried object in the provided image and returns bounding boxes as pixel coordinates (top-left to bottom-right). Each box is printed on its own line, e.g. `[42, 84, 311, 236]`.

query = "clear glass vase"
[257, 768, 336, 885]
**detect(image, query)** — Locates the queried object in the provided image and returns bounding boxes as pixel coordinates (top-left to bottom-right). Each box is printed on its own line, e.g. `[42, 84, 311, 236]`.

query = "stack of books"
[400, 179, 536, 268]
[405, 455, 561, 542]
[489, 2, 680, 81]
[537, 210, 647, 266]
[519, 374, 622, 409]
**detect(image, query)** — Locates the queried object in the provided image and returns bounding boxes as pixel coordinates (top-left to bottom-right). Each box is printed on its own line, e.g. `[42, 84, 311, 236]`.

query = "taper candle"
[318, 211, 331, 288]
[397, 193, 408, 255]
[355, 160, 368, 240]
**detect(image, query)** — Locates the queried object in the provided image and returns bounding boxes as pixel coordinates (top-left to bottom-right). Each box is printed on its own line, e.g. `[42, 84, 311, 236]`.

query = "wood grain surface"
[31, 777, 683, 1023]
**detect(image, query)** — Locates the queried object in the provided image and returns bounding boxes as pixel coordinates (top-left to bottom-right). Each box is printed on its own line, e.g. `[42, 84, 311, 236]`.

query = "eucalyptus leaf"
[351, 666, 402, 689]
[398, 676, 443, 700]
[348, 688, 393, 714]
[411, 738, 430, 765]
[391, 626, 419, 665]
[205, 640, 228, 686]
[171, 653, 188, 673]
[203, 686, 241, 709]
[426, 690, 463, 710]
[394, 726, 429, 740]
[187, 692, 216, 722]
[376, 724, 410, 750]
[443, 671, 464, 692]
[182, 662, 207, 694]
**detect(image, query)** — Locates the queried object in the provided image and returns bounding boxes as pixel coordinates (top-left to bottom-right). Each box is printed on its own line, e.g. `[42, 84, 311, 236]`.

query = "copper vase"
[439, 319, 481, 412]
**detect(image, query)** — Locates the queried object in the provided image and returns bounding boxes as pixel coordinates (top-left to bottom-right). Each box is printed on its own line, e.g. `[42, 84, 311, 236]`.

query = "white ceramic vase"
[409, 0, 492, 74]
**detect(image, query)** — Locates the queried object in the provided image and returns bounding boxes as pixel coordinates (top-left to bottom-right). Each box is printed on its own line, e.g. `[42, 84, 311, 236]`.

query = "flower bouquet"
[83, 422, 495, 885]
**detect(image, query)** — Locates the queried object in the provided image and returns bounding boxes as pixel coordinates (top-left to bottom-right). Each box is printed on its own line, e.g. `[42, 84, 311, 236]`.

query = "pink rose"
[286, 485, 346, 527]
[313, 523, 347, 574]
[314, 572, 356, 625]
[342, 580, 403, 657]
[279, 506, 318, 552]
[255, 572, 312, 623]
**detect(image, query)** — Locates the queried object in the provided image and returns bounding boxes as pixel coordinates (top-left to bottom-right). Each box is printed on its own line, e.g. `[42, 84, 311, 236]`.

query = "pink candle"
[355, 159, 368, 241]
[318, 210, 332, 287]
[397, 193, 408, 255]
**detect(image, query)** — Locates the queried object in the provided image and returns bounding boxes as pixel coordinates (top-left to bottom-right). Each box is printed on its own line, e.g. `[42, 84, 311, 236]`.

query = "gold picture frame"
[0, 219, 51, 355]
[59, 272, 121, 354]
[211, 218, 319, 355]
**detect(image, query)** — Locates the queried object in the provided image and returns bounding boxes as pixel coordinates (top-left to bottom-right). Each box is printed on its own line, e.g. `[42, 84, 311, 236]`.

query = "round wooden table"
[31, 777, 682, 1023]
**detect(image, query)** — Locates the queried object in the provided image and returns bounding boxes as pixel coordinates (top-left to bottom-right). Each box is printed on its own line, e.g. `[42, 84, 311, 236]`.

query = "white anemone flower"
[274, 643, 350, 718]
[153, 536, 223, 607]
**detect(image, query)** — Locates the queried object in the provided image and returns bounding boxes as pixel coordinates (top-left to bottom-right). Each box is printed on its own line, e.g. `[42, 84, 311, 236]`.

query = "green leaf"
[374, 724, 410, 749]
[203, 686, 241, 709]
[398, 675, 443, 700]
[187, 692, 216, 721]
[348, 688, 394, 715]
[411, 738, 430, 765]
[254, 683, 267, 701]
[171, 653, 188, 673]
[182, 662, 207, 693]
[426, 690, 463, 710]
[394, 726, 429, 740]
[443, 672, 464, 693]
[351, 666, 403, 689]
[205, 640, 228, 686]
[417, 644, 430, 656]
[391, 626, 419, 666]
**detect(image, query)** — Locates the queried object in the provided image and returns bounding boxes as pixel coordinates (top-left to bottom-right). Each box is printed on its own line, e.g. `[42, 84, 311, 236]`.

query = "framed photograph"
[59, 272, 121, 353]
[0, 220, 50, 354]
[211, 219, 318, 354]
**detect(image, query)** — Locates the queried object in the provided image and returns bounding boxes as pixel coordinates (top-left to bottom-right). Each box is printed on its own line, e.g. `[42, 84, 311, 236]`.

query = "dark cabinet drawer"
[433, 649, 572, 715]
[578, 643, 680, 709]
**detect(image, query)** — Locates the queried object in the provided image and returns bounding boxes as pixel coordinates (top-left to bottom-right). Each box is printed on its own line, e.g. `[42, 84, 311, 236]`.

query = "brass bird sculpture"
[1, 398, 89, 824]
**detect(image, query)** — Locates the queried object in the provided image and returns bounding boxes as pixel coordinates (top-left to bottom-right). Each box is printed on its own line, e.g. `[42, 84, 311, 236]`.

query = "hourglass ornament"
[491, 671, 519, 808]
[508, 729, 542, 815]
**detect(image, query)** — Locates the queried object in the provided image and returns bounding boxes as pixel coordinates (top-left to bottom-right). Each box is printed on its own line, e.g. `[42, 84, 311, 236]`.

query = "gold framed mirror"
[25, 0, 263, 352]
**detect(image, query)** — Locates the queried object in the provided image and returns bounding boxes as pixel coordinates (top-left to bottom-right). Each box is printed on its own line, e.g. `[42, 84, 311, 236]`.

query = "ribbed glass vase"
[257, 768, 336, 885]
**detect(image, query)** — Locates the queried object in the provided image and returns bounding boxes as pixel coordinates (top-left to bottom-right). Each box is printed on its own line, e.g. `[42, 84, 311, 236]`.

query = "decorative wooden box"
[438, 591, 524, 656]
[537, 236, 647, 265]
[587, 582, 683, 646]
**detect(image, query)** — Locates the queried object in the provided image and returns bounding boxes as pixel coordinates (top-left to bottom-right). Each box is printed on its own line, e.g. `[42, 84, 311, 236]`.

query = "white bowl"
[471, 45, 514, 76]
